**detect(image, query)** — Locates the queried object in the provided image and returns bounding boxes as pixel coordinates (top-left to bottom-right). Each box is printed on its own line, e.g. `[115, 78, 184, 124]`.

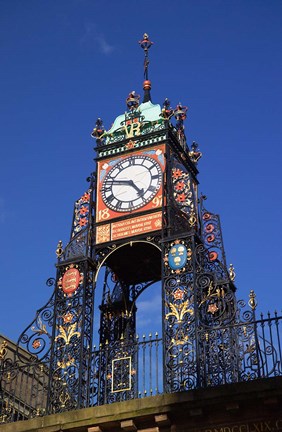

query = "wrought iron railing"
[0, 312, 281, 423]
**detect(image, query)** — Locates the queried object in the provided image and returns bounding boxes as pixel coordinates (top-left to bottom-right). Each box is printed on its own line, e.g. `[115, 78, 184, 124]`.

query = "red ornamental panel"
[62, 268, 80, 296]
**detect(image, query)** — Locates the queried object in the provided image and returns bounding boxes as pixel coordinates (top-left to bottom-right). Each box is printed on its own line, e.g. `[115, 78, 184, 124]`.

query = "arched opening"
[95, 240, 162, 285]
[92, 241, 163, 402]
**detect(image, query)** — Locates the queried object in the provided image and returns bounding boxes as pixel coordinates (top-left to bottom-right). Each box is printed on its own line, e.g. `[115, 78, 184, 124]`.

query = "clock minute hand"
[105, 179, 132, 185]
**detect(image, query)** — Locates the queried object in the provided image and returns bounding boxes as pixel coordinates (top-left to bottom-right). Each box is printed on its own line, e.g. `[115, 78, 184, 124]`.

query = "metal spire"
[139, 33, 154, 103]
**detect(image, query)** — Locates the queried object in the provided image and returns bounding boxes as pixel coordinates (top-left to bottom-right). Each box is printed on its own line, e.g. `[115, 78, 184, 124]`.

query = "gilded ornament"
[56, 240, 64, 258]
[57, 355, 75, 369]
[31, 316, 48, 335]
[165, 300, 194, 323]
[188, 142, 202, 164]
[199, 281, 225, 307]
[0, 340, 7, 360]
[59, 391, 70, 408]
[189, 211, 197, 227]
[55, 323, 81, 345]
[229, 263, 236, 281]
[171, 334, 189, 346]
[248, 290, 257, 310]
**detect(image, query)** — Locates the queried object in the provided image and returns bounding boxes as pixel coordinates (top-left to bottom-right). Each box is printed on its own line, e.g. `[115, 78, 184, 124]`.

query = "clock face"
[101, 155, 162, 212]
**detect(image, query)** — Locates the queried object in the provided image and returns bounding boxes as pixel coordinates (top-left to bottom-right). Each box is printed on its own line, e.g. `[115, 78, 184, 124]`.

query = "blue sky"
[0, 0, 282, 342]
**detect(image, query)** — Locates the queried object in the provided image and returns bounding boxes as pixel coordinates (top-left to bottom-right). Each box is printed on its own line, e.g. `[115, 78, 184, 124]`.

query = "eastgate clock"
[101, 155, 162, 212]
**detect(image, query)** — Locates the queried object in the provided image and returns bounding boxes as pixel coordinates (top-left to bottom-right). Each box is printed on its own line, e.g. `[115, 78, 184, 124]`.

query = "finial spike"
[139, 33, 154, 102]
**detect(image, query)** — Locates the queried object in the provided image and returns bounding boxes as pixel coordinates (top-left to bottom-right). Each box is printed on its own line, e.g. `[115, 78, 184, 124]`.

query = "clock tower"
[89, 33, 237, 401]
[16, 34, 238, 414]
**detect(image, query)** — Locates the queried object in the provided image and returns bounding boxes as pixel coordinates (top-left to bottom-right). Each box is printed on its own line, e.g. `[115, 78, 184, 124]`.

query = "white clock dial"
[101, 155, 162, 212]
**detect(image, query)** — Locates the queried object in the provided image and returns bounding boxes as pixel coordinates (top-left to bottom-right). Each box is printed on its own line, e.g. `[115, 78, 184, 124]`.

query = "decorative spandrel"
[199, 195, 229, 279]
[16, 278, 56, 363]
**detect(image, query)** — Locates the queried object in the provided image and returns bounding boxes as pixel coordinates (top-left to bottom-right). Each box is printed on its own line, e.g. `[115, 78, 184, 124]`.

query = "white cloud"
[95, 35, 114, 55]
[81, 23, 114, 55]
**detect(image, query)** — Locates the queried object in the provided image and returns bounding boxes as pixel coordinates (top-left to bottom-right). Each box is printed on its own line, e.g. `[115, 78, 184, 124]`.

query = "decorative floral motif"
[79, 206, 89, 215]
[172, 167, 195, 221]
[79, 218, 88, 227]
[176, 193, 187, 203]
[63, 312, 74, 324]
[173, 288, 185, 301]
[172, 169, 183, 180]
[81, 193, 90, 203]
[207, 304, 219, 314]
[175, 181, 185, 191]
[125, 140, 135, 150]
[55, 323, 81, 346]
[71, 190, 91, 237]
[32, 339, 41, 350]
[57, 355, 75, 369]
[165, 300, 194, 324]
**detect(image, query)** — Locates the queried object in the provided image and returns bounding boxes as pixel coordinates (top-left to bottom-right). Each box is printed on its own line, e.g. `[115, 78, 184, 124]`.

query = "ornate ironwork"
[1, 37, 281, 426]
[46, 259, 95, 414]
[1, 303, 282, 422]
[16, 278, 56, 363]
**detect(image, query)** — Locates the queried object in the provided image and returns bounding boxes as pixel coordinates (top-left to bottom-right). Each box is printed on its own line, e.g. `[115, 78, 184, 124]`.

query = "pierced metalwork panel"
[111, 356, 132, 392]
[46, 261, 95, 414]
[163, 251, 197, 392]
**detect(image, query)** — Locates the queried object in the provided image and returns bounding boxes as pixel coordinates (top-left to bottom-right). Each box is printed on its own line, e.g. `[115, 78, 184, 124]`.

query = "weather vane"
[139, 33, 154, 81]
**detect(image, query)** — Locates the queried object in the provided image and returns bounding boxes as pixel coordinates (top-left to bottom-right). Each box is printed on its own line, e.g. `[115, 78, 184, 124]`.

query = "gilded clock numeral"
[98, 208, 110, 220]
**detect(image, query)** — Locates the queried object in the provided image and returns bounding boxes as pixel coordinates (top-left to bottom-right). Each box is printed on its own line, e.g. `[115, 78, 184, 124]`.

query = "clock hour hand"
[128, 180, 144, 196]
[105, 179, 144, 196]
